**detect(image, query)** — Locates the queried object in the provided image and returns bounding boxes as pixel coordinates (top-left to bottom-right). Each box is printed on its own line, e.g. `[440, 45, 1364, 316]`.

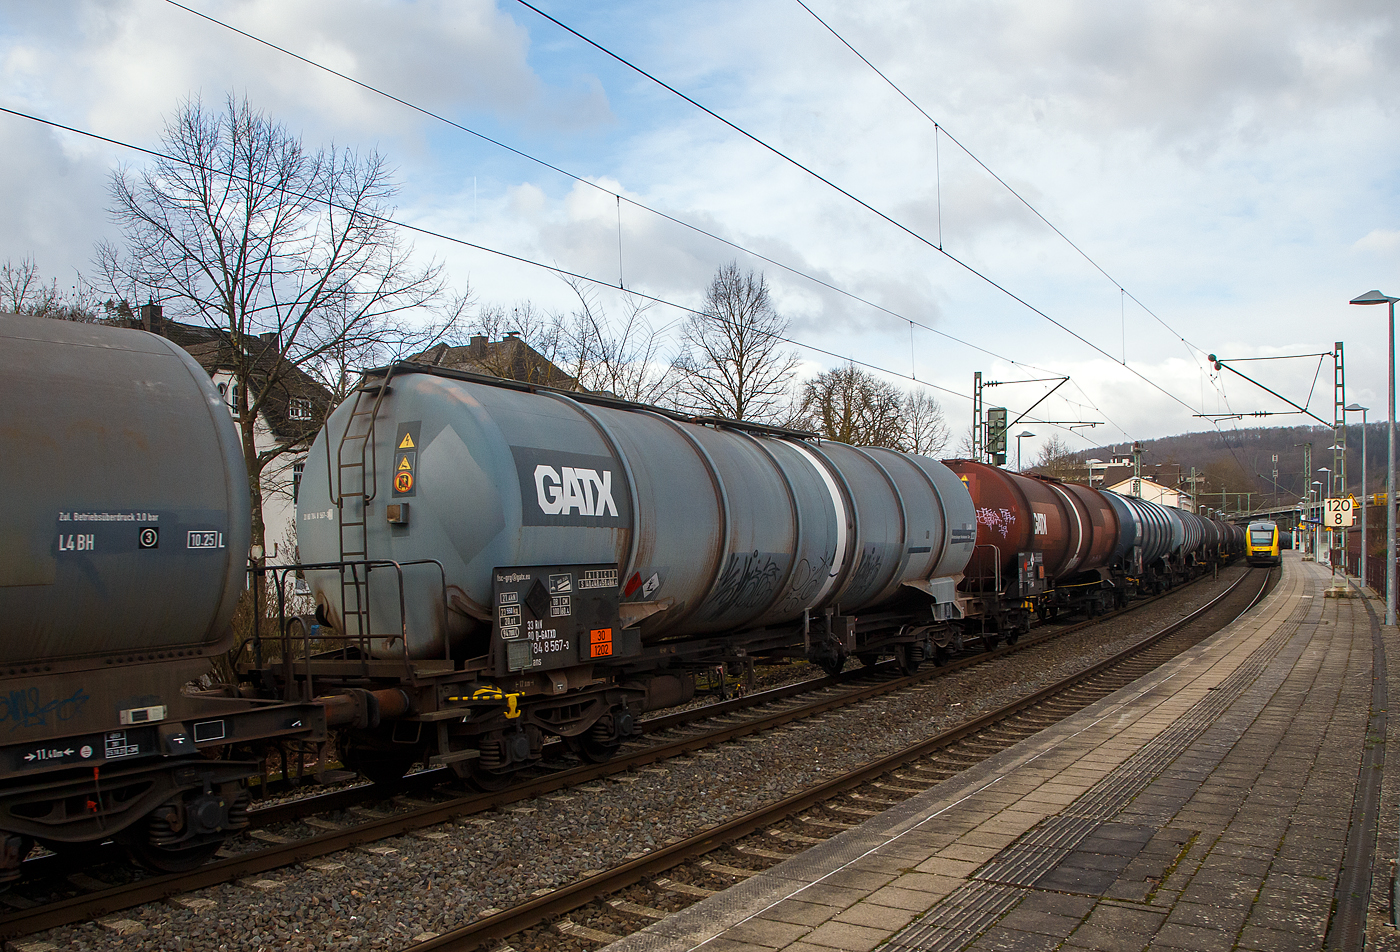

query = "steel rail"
[0, 566, 1238, 938]
[405, 567, 1270, 952]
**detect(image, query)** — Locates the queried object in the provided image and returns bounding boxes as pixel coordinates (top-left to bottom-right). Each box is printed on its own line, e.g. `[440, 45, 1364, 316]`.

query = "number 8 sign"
[1324, 497, 1355, 527]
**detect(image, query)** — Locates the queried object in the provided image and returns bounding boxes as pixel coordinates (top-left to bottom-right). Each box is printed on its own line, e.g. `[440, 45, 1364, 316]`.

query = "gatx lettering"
[534, 465, 619, 517]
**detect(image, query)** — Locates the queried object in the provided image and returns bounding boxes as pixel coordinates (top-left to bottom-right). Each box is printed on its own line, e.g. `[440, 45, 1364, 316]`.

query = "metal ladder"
[329, 365, 397, 648]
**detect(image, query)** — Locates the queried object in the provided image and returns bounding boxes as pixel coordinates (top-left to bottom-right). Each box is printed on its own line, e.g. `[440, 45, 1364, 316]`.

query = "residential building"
[414, 333, 578, 388]
[120, 302, 331, 561]
[1104, 475, 1195, 511]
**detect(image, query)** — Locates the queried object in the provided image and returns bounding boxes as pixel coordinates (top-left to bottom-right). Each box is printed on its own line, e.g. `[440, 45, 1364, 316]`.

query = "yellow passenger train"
[1246, 520, 1283, 567]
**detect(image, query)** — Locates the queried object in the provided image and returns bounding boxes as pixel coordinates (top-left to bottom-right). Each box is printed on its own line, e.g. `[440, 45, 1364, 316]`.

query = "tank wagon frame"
[247, 362, 982, 786]
[247, 363, 1244, 791]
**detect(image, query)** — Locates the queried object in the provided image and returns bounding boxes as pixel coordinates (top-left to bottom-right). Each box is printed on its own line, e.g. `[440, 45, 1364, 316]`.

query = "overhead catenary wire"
[789, 0, 1210, 361]
[158, 0, 1070, 388]
[152, 0, 1146, 449]
[0, 103, 1092, 443]
[510, 0, 1204, 422]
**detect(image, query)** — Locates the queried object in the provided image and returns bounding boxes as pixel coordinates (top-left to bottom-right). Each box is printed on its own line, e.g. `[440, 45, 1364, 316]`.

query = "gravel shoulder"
[29, 564, 1253, 951]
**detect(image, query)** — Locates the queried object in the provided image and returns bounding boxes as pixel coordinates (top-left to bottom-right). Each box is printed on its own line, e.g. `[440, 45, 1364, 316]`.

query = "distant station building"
[1104, 475, 1195, 511]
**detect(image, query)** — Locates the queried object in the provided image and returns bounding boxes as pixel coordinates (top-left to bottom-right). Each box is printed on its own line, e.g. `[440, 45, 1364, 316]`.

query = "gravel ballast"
[25, 565, 1255, 951]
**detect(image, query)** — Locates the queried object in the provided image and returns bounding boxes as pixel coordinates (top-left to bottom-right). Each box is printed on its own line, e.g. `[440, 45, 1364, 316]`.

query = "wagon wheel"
[895, 644, 922, 676]
[127, 837, 224, 874]
[468, 765, 518, 792]
[567, 734, 621, 765]
[340, 745, 419, 786]
[0, 836, 33, 885]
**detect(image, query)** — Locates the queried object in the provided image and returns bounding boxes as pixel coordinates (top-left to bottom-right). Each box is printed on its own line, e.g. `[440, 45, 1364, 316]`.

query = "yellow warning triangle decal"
[398, 457, 413, 471]
[398, 433, 415, 449]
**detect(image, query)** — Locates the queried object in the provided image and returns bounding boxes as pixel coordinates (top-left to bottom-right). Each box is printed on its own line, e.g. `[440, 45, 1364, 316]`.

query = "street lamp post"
[1316, 471, 1330, 566]
[1318, 466, 1333, 573]
[1015, 431, 1035, 471]
[1351, 290, 1399, 626]
[1345, 403, 1368, 587]
[1327, 443, 1346, 577]
[1312, 480, 1323, 561]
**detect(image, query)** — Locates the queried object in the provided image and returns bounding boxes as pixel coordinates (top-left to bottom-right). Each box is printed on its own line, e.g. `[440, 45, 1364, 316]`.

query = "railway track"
[405, 564, 1272, 952]
[0, 565, 1251, 942]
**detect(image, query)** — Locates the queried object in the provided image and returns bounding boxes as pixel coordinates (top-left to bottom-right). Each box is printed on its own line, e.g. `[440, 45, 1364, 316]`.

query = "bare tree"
[1, 258, 100, 321]
[96, 94, 458, 553]
[954, 425, 979, 459]
[903, 390, 950, 456]
[0, 258, 44, 313]
[801, 363, 907, 447]
[672, 263, 800, 424]
[561, 279, 676, 404]
[1031, 434, 1082, 480]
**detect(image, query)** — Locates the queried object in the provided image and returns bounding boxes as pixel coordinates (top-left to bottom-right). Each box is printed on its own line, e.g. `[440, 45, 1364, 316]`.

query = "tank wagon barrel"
[941, 460, 1241, 632]
[287, 362, 978, 784]
[297, 364, 977, 658]
[0, 313, 324, 880]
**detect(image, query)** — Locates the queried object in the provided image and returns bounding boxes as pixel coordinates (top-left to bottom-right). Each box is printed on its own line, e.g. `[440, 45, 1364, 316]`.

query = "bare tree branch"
[903, 389, 951, 456]
[94, 93, 460, 551]
[672, 262, 799, 423]
[800, 363, 906, 447]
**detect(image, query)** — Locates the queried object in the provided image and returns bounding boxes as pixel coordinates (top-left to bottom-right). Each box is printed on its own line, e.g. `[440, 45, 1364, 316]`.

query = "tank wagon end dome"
[0, 312, 250, 665]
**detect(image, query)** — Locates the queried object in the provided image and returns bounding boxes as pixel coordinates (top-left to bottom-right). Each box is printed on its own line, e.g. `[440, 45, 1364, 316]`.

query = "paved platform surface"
[605, 556, 1400, 952]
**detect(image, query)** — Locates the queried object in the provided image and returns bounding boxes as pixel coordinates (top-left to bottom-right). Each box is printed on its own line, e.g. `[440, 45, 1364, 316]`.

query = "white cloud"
[1354, 229, 1400, 254]
[1, 0, 1397, 443]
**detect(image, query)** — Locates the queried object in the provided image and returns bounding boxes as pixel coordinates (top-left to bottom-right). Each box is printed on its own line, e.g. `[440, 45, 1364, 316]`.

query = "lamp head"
[1346, 403, 1368, 413]
[1016, 430, 1035, 438]
[1351, 290, 1399, 305]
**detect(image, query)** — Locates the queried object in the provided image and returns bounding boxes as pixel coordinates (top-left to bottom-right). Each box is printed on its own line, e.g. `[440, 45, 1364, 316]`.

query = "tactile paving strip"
[885, 882, 1023, 952]
[884, 584, 1312, 952]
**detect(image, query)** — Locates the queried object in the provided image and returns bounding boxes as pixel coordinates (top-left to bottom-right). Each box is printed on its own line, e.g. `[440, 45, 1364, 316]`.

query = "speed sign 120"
[1324, 496, 1356, 527]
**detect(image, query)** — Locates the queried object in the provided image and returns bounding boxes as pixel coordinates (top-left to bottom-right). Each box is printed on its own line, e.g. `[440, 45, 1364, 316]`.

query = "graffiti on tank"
[0, 686, 91, 731]
[707, 551, 783, 620]
[977, 507, 1016, 539]
[845, 546, 884, 596]
[776, 553, 832, 614]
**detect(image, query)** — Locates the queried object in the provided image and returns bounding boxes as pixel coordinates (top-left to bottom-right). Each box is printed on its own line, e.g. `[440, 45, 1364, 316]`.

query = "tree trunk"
[240, 405, 267, 556]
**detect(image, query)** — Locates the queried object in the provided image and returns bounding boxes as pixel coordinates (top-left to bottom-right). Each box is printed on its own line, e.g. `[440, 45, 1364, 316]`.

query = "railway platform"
[603, 554, 1400, 952]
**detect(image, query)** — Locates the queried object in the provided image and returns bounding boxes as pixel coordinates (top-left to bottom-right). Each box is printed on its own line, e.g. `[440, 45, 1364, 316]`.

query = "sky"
[2, 0, 1398, 462]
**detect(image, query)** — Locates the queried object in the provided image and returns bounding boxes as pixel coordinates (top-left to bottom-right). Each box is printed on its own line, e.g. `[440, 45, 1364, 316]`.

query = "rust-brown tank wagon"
[946, 461, 1120, 586]
[946, 460, 1241, 632]
[0, 313, 323, 881]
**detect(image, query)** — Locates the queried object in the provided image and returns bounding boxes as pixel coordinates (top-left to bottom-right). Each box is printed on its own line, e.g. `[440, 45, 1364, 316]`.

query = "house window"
[293, 461, 305, 504]
[288, 398, 313, 421]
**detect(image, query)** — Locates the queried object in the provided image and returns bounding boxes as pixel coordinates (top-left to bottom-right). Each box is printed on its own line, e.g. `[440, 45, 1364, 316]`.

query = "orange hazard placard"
[589, 627, 613, 657]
